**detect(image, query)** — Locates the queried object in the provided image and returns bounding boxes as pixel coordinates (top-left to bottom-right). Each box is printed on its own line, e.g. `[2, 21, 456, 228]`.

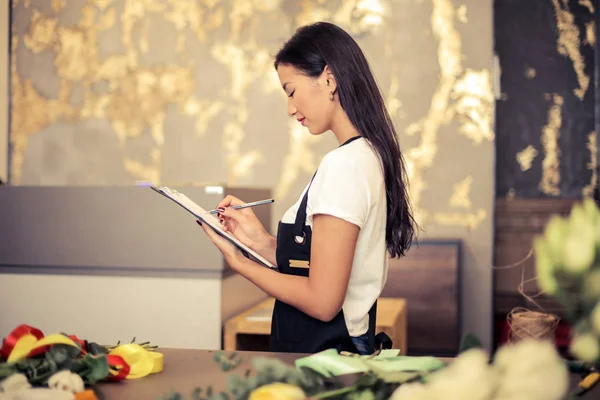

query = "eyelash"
[288, 90, 295, 98]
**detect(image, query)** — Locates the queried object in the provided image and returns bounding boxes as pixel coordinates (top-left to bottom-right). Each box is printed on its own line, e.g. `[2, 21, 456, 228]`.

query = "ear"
[323, 65, 337, 95]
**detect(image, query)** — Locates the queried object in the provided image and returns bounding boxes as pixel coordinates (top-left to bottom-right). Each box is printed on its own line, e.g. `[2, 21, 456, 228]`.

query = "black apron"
[269, 136, 391, 354]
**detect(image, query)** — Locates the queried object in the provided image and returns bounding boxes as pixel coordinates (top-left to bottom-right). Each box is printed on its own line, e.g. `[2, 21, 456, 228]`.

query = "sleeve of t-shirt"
[306, 152, 370, 229]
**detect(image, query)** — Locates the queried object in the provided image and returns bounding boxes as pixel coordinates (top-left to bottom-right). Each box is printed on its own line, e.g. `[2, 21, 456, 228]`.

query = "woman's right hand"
[216, 195, 272, 251]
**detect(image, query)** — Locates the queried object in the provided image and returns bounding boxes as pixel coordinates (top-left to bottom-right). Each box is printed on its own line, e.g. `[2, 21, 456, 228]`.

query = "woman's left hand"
[196, 220, 243, 270]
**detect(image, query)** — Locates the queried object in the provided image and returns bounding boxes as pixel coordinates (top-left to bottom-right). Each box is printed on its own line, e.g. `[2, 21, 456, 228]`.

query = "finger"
[198, 220, 220, 241]
[217, 195, 244, 209]
[197, 220, 236, 255]
[220, 207, 247, 224]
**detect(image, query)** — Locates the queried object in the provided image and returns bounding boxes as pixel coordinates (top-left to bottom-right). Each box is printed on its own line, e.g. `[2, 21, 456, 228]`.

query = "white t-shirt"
[280, 137, 388, 337]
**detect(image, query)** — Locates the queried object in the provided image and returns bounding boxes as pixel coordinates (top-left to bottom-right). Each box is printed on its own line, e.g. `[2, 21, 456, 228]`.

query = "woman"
[198, 22, 416, 355]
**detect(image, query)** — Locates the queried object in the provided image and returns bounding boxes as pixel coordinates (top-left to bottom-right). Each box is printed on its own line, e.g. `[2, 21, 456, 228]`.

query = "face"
[277, 64, 337, 135]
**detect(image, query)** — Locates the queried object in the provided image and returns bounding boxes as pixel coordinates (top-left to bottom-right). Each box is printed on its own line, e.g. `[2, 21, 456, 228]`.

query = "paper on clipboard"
[150, 186, 278, 270]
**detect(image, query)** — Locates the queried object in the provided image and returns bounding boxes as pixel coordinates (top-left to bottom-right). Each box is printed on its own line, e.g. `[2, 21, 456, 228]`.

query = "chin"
[307, 126, 327, 136]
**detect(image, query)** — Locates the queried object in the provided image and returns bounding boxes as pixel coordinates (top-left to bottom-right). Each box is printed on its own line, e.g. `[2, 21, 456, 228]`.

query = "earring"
[329, 90, 334, 101]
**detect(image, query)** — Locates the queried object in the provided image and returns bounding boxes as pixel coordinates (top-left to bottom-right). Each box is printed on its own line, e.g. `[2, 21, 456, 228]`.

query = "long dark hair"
[274, 22, 417, 258]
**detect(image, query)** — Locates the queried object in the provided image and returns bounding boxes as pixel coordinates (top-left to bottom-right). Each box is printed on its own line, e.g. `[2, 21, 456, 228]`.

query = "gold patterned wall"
[9, 0, 495, 234]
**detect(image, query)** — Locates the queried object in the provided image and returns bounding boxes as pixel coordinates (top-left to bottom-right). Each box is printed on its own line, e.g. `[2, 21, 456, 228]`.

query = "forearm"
[253, 234, 278, 266]
[234, 256, 334, 321]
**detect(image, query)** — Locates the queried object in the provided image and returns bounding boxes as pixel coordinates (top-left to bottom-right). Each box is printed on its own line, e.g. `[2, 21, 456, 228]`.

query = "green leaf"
[458, 333, 482, 353]
[213, 351, 242, 372]
[363, 356, 444, 373]
[191, 388, 203, 400]
[349, 389, 375, 400]
[159, 392, 184, 400]
[0, 362, 18, 381]
[295, 349, 370, 376]
[295, 348, 444, 379]
[212, 392, 230, 400]
[371, 370, 422, 384]
[353, 373, 379, 388]
[86, 341, 109, 355]
[71, 353, 110, 385]
[227, 374, 252, 399]
[313, 384, 358, 399]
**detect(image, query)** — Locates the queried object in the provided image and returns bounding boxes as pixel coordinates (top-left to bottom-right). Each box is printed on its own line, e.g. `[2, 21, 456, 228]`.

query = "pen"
[207, 199, 274, 215]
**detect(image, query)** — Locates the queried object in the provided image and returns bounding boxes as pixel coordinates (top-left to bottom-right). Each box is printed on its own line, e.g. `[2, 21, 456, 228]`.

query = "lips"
[298, 117, 306, 126]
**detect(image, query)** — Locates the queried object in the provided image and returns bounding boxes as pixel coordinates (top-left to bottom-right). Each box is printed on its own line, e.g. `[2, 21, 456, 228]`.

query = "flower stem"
[312, 385, 357, 399]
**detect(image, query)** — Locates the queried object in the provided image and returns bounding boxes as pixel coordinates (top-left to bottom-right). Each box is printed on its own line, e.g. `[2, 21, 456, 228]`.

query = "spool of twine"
[507, 307, 560, 343]
[488, 249, 562, 344]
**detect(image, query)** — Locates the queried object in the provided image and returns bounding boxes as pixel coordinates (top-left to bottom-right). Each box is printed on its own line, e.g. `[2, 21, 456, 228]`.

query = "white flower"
[0, 374, 31, 393]
[563, 232, 595, 275]
[582, 197, 599, 221]
[533, 237, 558, 295]
[493, 340, 569, 400]
[570, 332, 600, 363]
[595, 216, 600, 244]
[544, 216, 568, 263]
[584, 269, 600, 302]
[10, 389, 75, 400]
[47, 371, 84, 394]
[392, 340, 569, 400]
[561, 204, 596, 275]
[391, 349, 497, 400]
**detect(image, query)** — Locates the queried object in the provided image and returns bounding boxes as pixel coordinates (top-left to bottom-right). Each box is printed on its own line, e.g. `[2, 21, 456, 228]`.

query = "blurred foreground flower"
[570, 333, 600, 364]
[391, 339, 568, 400]
[533, 197, 600, 366]
[391, 349, 496, 400]
[493, 340, 568, 400]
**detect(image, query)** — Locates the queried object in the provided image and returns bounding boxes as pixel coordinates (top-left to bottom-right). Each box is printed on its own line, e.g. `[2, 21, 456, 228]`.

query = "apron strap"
[292, 135, 363, 238]
[368, 301, 377, 351]
[368, 301, 393, 352]
[293, 170, 317, 238]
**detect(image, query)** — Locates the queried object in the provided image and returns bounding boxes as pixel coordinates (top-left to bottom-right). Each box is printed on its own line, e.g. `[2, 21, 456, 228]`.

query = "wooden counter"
[95, 349, 301, 399]
[94, 349, 600, 400]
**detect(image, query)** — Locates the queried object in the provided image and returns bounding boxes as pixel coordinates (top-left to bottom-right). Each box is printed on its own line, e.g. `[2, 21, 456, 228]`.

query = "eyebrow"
[282, 82, 290, 91]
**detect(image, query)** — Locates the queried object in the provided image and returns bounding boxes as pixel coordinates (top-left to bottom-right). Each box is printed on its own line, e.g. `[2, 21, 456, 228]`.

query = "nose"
[287, 98, 297, 117]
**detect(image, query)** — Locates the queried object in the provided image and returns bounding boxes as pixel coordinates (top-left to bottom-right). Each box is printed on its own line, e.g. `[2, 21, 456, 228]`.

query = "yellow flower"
[249, 383, 306, 400]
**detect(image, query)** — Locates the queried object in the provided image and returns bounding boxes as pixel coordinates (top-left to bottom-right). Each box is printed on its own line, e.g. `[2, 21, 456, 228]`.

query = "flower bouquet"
[0, 324, 163, 399]
[532, 197, 600, 366]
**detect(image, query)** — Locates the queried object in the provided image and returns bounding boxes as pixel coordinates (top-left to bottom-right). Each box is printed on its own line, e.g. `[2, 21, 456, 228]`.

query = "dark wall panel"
[495, 0, 596, 199]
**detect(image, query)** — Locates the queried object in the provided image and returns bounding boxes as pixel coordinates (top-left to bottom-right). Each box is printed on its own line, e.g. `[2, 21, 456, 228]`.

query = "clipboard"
[149, 186, 278, 271]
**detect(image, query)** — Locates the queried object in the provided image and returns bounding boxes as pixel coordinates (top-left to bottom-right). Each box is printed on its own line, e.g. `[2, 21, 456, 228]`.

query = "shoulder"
[316, 138, 382, 179]
[306, 138, 383, 228]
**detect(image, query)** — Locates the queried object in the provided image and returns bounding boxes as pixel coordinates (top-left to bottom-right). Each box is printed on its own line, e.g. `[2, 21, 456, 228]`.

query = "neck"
[330, 107, 360, 145]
